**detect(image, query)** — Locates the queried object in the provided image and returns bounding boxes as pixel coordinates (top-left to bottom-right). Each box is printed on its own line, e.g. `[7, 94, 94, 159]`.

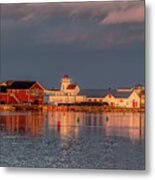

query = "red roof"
[66, 84, 77, 90]
[64, 74, 69, 78]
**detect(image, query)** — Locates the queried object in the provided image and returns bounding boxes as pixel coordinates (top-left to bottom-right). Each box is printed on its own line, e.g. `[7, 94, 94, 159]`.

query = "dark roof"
[0, 86, 7, 93]
[111, 90, 132, 98]
[79, 89, 132, 98]
[67, 84, 77, 90]
[50, 89, 59, 91]
[7, 81, 36, 89]
[79, 89, 112, 98]
[6, 80, 14, 86]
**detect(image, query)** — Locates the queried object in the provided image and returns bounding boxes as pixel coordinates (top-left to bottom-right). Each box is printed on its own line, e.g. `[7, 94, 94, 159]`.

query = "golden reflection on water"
[0, 112, 144, 141]
[0, 112, 44, 136]
[103, 113, 144, 142]
[47, 112, 80, 139]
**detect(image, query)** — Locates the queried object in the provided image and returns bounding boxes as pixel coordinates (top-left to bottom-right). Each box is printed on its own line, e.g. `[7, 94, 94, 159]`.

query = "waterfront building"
[0, 76, 144, 108]
[79, 88, 142, 108]
[103, 89, 141, 108]
[45, 75, 144, 108]
[0, 80, 45, 104]
[45, 75, 86, 105]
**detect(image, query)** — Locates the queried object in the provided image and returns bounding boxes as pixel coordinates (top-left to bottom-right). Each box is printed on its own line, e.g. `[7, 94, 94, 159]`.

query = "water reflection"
[0, 111, 144, 142]
[0, 112, 44, 136]
[46, 112, 81, 139]
[103, 113, 144, 142]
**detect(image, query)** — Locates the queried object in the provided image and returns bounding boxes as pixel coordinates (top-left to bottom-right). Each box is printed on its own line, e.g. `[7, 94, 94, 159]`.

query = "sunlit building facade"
[45, 75, 86, 105]
[45, 75, 144, 108]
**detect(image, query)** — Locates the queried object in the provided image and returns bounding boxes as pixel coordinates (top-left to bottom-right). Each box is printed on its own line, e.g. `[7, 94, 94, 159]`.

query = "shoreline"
[0, 104, 145, 113]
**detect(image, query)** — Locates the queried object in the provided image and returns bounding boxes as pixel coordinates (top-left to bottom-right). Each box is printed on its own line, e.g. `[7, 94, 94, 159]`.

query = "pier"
[0, 104, 144, 113]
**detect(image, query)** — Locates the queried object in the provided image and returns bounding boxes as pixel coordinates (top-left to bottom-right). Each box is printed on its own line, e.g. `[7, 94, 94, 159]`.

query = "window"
[132, 100, 135, 107]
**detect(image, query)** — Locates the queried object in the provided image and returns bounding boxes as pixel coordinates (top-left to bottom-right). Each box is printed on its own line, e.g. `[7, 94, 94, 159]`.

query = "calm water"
[0, 111, 145, 169]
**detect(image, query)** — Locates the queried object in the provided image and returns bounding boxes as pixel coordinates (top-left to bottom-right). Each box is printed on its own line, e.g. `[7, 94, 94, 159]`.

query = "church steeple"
[60, 75, 71, 92]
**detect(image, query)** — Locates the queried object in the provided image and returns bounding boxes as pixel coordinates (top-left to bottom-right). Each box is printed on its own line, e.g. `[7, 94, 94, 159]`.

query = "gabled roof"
[67, 84, 77, 90]
[7, 81, 36, 89]
[79, 89, 133, 98]
[111, 90, 132, 98]
[6, 80, 14, 87]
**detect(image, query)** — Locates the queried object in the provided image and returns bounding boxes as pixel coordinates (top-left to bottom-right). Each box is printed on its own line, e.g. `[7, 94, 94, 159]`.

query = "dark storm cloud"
[1, 1, 145, 88]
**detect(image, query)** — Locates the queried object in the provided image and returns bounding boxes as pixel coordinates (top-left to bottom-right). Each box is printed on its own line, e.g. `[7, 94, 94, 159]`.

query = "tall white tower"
[60, 75, 71, 92]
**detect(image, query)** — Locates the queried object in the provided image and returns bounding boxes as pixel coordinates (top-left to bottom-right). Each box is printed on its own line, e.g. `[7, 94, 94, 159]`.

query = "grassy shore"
[0, 104, 145, 113]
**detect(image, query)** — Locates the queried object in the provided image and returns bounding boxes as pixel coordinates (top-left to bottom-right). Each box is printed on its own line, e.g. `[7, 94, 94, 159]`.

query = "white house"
[79, 88, 141, 108]
[103, 89, 141, 108]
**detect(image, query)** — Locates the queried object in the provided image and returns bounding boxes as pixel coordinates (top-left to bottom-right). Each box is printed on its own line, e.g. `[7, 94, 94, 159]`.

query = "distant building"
[0, 80, 45, 104]
[103, 89, 141, 108]
[134, 84, 145, 108]
[60, 75, 80, 96]
[45, 76, 144, 108]
[79, 87, 144, 108]
[0, 77, 144, 109]
[45, 75, 86, 105]
[82, 87, 143, 108]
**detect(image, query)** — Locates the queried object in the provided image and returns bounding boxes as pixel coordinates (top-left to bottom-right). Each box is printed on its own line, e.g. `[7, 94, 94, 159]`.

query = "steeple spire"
[60, 75, 71, 92]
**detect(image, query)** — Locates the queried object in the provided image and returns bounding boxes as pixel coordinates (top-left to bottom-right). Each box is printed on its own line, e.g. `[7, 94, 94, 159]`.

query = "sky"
[0, 0, 145, 89]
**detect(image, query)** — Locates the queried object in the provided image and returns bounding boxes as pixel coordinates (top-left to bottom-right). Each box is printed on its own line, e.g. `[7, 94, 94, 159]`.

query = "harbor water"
[0, 111, 145, 169]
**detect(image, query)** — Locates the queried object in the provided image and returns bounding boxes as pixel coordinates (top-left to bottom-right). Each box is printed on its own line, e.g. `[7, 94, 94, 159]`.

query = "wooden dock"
[42, 105, 145, 113]
[0, 104, 145, 113]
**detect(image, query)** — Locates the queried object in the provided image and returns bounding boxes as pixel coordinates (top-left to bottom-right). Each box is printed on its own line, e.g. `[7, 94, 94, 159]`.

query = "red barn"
[0, 80, 45, 104]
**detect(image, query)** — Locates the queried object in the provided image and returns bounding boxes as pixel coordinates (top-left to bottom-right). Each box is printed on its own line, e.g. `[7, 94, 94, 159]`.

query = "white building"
[45, 75, 86, 105]
[103, 89, 141, 108]
[79, 88, 142, 108]
[45, 76, 144, 108]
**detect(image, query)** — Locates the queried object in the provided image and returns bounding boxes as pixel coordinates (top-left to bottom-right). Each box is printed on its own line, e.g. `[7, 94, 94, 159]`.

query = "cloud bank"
[1, 1, 144, 49]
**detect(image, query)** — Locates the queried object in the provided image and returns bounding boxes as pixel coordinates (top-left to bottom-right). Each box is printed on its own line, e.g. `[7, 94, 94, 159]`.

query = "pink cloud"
[2, 1, 144, 25]
[100, 4, 144, 25]
[1, 1, 144, 49]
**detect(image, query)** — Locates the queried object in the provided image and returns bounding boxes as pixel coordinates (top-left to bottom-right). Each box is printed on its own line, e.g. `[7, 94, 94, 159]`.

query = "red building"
[0, 80, 45, 104]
